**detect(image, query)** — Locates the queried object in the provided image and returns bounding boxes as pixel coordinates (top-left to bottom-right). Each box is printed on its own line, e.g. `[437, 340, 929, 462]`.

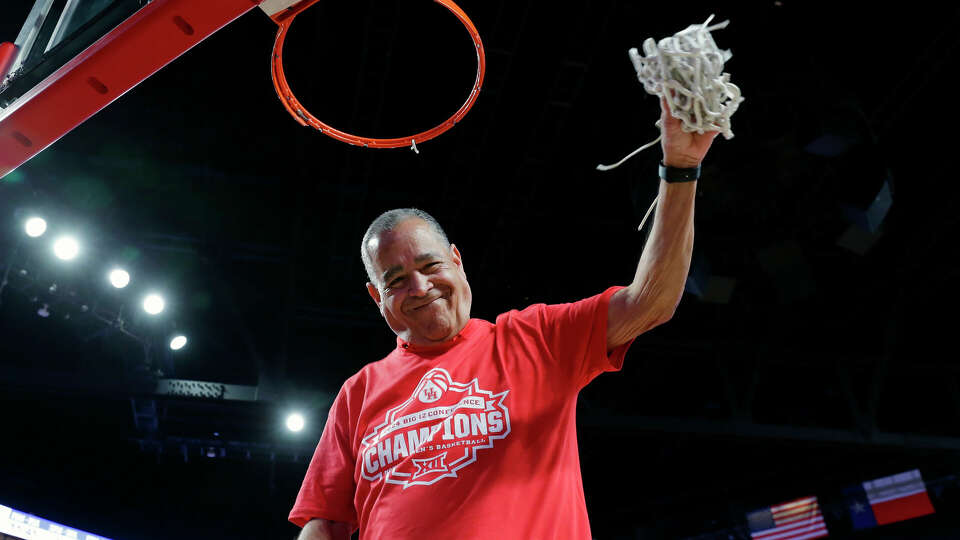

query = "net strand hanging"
[595, 15, 744, 231]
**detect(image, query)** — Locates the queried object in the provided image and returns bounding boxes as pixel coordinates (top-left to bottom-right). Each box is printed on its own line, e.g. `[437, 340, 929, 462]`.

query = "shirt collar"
[397, 319, 480, 355]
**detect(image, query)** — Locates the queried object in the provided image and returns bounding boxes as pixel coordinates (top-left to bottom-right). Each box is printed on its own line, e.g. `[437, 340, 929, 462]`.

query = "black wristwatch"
[659, 161, 701, 183]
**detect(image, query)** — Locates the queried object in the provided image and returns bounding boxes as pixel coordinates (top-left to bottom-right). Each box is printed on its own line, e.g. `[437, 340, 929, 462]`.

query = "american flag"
[747, 496, 828, 540]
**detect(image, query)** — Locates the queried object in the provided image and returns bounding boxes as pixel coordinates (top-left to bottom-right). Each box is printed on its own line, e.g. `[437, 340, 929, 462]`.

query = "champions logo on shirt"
[359, 368, 511, 489]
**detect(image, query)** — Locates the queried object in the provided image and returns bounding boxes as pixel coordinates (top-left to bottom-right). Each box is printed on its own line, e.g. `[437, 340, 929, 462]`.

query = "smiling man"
[289, 101, 719, 539]
[362, 215, 472, 348]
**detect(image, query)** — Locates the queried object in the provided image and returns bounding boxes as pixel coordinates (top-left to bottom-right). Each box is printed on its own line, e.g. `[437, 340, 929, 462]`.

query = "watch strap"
[659, 161, 701, 183]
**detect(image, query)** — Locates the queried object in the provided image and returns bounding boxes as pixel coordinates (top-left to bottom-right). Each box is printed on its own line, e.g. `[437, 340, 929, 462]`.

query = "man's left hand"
[660, 96, 719, 169]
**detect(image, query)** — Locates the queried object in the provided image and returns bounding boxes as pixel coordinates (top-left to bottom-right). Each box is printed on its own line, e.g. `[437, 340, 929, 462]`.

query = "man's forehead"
[368, 219, 446, 264]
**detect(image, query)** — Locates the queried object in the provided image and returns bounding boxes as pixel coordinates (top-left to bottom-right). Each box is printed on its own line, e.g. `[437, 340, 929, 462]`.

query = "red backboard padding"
[0, 0, 261, 179]
[0, 42, 17, 81]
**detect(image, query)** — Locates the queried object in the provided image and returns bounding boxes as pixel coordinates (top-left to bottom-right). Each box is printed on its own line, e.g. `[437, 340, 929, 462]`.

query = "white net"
[596, 15, 744, 232]
[631, 14, 743, 139]
[597, 14, 744, 173]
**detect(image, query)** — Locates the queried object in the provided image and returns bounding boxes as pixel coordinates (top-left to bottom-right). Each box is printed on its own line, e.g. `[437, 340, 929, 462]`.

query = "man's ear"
[450, 244, 464, 273]
[366, 282, 382, 309]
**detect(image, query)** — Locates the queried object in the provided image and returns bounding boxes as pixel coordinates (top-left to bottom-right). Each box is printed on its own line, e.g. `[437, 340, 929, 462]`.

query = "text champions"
[362, 410, 505, 474]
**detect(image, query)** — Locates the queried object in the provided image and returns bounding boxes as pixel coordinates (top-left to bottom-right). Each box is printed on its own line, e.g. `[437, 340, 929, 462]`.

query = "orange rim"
[269, 0, 485, 149]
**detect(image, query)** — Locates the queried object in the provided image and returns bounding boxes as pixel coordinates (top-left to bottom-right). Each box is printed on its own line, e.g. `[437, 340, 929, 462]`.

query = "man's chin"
[411, 318, 457, 344]
[422, 327, 455, 343]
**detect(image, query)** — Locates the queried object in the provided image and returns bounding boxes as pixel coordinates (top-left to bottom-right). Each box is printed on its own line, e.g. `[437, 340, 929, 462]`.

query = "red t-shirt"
[289, 287, 632, 539]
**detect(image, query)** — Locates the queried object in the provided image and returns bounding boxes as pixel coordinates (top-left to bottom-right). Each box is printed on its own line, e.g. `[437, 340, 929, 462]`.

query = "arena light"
[169, 335, 187, 350]
[109, 268, 130, 289]
[24, 217, 47, 237]
[52, 236, 79, 260]
[286, 413, 305, 433]
[142, 293, 165, 315]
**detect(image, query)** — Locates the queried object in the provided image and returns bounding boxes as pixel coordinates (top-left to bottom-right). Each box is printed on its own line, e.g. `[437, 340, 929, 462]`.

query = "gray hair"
[361, 208, 450, 285]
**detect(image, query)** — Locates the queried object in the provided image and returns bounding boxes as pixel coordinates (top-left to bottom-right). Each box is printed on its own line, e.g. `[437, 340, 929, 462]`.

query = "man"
[289, 99, 718, 539]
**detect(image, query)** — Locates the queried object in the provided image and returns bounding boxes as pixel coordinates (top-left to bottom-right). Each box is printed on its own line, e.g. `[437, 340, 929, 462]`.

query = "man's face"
[365, 218, 472, 346]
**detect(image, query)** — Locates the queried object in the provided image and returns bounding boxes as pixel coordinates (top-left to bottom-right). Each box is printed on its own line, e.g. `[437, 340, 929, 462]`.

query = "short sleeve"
[288, 383, 359, 529]
[540, 286, 633, 388]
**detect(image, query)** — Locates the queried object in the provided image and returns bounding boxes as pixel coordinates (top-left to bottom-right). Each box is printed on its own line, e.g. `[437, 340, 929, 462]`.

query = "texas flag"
[843, 469, 935, 529]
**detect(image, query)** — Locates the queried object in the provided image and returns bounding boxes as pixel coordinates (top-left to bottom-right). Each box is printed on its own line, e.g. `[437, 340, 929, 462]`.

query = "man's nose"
[408, 271, 432, 296]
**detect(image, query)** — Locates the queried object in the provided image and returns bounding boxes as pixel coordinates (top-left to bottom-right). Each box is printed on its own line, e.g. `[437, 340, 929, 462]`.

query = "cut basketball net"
[596, 15, 744, 230]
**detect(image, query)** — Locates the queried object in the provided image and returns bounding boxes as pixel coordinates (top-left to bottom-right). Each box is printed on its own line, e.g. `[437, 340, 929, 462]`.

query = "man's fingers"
[660, 96, 673, 117]
[660, 97, 682, 131]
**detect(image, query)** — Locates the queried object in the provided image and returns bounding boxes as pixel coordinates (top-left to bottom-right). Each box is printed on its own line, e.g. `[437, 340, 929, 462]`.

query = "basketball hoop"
[264, 0, 486, 150]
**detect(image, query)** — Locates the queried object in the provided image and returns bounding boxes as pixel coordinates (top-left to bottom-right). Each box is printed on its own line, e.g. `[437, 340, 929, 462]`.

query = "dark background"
[2, 1, 959, 539]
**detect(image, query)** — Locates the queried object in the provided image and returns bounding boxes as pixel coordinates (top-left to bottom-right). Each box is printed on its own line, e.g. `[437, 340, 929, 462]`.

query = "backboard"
[2, 0, 143, 108]
[0, 0, 261, 179]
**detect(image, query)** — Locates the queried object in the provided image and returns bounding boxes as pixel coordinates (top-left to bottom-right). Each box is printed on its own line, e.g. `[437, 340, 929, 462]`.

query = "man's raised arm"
[607, 98, 719, 350]
[297, 518, 352, 540]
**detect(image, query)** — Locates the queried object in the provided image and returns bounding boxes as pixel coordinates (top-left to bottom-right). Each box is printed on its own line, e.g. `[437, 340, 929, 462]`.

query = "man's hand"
[660, 96, 719, 168]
